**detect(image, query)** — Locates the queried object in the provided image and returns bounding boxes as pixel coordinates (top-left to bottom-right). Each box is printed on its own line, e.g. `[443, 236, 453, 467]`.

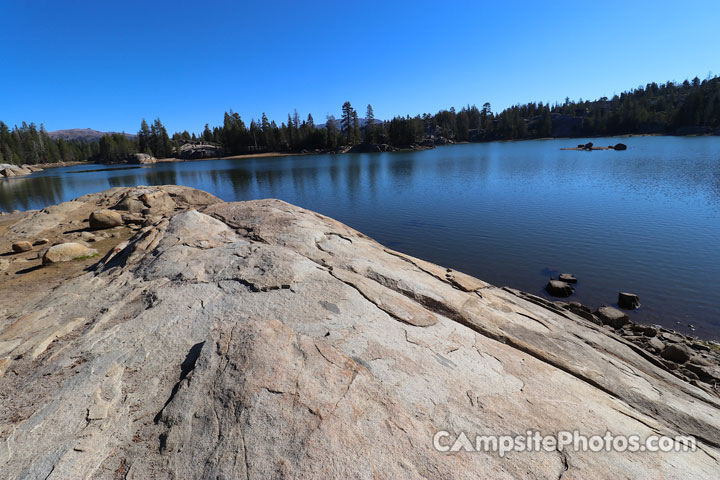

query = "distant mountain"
[48, 128, 136, 141]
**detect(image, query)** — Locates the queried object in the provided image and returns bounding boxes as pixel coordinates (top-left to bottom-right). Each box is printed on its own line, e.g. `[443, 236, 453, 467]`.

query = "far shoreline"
[23, 132, 720, 171]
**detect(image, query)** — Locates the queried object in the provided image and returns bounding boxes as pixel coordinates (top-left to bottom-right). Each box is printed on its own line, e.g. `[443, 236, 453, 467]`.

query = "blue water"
[2, 136, 719, 338]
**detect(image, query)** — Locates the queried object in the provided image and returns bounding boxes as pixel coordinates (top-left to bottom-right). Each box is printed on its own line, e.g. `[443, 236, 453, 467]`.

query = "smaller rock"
[688, 355, 712, 367]
[630, 323, 657, 337]
[568, 301, 589, 312]
[647, 337, 665, 352]
[114, 197, 146, 213]
[143, 215, 163, 227]
[595, 306, 629, 329]
[89, 209, 123, 230]
[622, 335, 644, 341]
[661, 344, 691, 364]
[12, 241, 33, 253]
[660, 332, 683, 343]
[614, 143, 627, 151]
[558, 273, 577, 284]
[661, 359, 678, 371]
[122, 213, 145, 225]
[140, 191, 176, 214]
[80, 231, 98, 242]
[618, 292, 640, 310]
[33, 238, 49, 246]
[545, 279, 574, 298]
[690, 342, 710, 352]
[568, 305, 601, 325]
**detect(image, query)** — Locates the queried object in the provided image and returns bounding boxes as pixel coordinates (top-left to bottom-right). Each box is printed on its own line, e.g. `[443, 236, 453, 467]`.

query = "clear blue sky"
[1, 0, 718, 134]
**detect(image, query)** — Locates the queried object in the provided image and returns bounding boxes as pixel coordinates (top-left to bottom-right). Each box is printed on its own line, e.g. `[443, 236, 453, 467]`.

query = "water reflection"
[2, 137, 720, 338]
[0, 175, 66, 211]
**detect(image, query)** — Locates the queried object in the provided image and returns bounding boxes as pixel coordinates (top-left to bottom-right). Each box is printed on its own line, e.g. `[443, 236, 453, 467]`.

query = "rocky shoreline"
[1, 186, 719, 477]
[512, 291, 720, 395]
[0, 163, 44, 178]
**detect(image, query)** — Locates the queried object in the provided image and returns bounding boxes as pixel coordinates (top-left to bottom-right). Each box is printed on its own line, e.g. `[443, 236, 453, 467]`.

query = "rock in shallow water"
[545, 278, 574, 297]
[558, 273, 577, 283]
[618, 292, 641, 309]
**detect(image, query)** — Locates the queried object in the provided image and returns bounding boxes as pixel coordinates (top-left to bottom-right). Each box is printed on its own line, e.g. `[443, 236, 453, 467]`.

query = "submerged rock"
[545, 278, 574, 297]
[558, 273, 577, 283]
[0, 188, 719, 478]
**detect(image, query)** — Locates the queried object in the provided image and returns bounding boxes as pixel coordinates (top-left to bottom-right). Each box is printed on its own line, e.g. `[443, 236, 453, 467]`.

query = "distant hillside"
[48, 128, 136, 141]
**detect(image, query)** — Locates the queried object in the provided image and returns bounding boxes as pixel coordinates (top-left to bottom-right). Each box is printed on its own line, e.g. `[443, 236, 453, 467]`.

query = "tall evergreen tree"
[365, 104, 375, 143]
[341, 101, 355, 145]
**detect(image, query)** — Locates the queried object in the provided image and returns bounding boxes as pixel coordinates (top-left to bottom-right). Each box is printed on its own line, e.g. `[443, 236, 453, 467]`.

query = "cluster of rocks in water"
[565, 141, 628, 151]
[542, 273, 719, 390]
[0, 163, 43, 178]
[575, 302, 720, 391]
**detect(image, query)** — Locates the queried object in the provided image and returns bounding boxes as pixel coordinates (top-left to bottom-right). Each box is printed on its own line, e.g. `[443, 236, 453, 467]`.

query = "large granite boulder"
[0, 193, 718, 478]
[0, 164, 34, 178]
[89, 209, 123, 229]
[178, 143, 224, 159]
[42, 242, 98, 264]
[127, 153, 157, 164]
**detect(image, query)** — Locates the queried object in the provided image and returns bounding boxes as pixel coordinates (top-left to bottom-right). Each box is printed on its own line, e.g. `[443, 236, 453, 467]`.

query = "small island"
[561, 141, 628, 151]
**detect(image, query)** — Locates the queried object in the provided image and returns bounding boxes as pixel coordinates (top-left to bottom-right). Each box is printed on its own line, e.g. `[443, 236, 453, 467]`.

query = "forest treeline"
[1, 74, 719, 165]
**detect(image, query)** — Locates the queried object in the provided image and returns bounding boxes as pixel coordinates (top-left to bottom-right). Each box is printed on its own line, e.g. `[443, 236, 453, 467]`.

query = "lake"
[2, 136, 719, 339]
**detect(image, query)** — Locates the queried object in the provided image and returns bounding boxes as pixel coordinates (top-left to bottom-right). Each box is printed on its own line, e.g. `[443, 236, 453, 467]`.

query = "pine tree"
[202, 123, 213, 143]
[365, 104, 375, 143]
[138, 119, 152, 155]
[341, 101, 355, 145]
